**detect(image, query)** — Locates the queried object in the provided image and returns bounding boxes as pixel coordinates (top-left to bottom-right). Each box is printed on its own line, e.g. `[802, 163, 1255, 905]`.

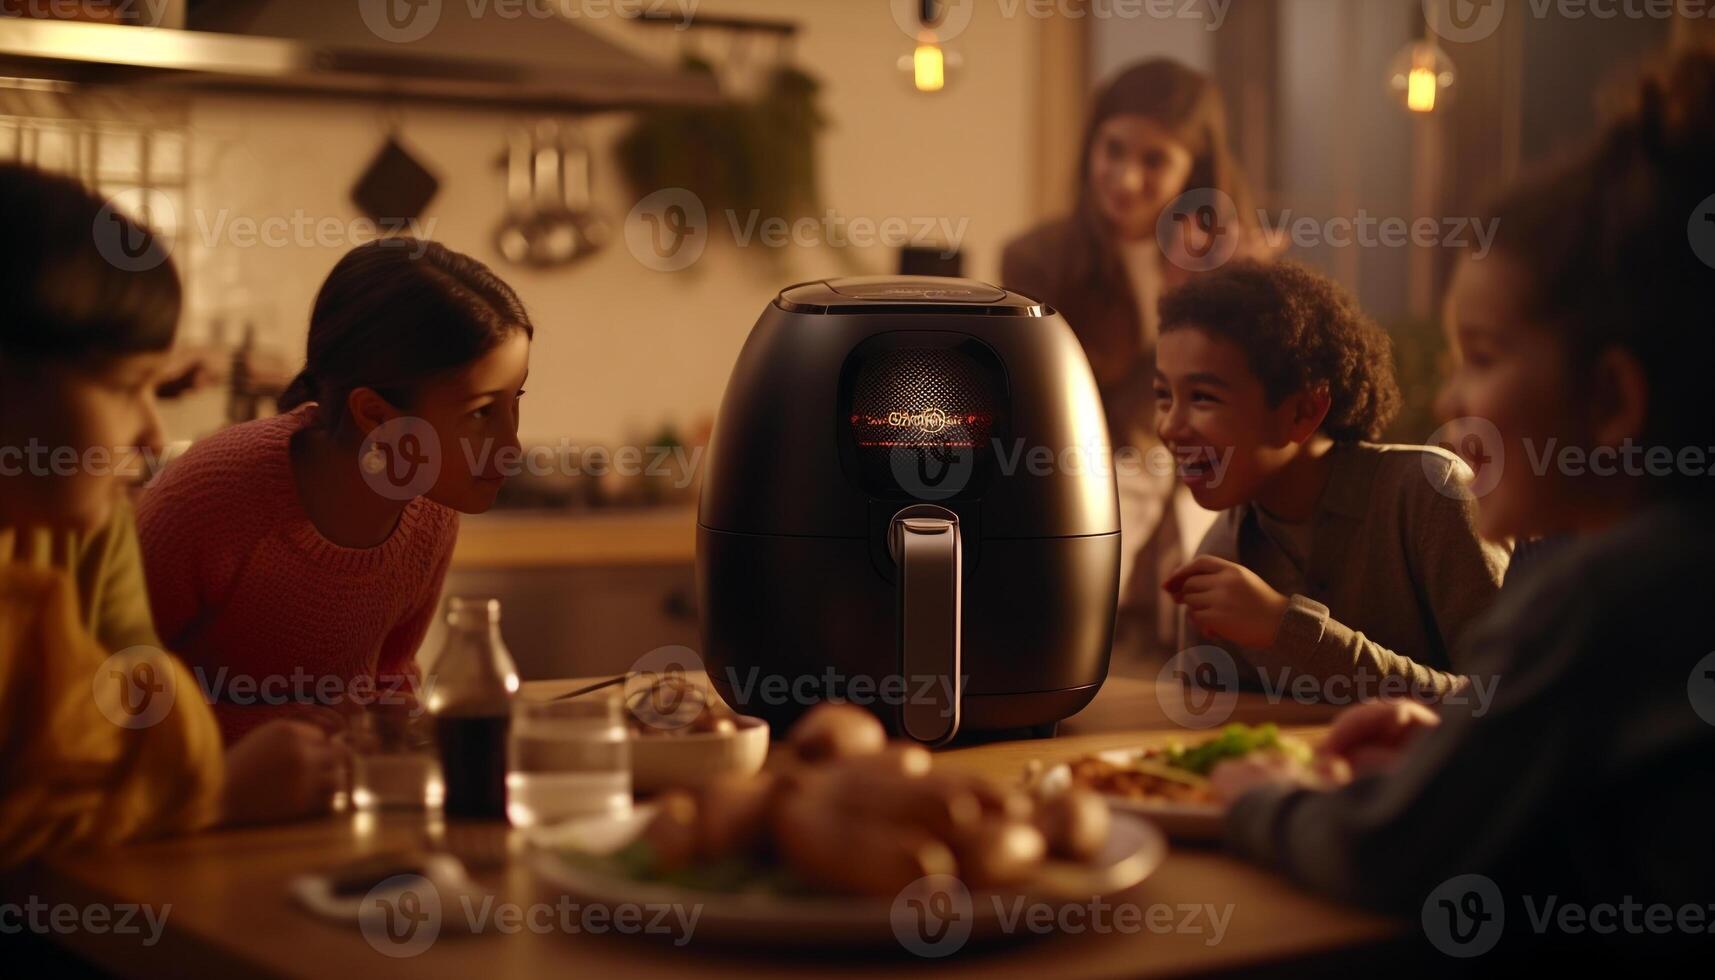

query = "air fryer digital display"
[839, 337, 1008, 499]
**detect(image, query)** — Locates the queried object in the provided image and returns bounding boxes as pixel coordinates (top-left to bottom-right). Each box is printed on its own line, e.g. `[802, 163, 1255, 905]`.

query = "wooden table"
[6, 677, 1405, 978]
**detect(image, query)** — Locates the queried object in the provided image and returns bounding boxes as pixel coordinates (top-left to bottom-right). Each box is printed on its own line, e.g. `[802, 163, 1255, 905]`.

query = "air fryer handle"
[890, 508, 961, 745]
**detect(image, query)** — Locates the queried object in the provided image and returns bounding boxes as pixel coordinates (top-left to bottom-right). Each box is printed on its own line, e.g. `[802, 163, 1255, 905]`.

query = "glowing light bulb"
[913, 41, 946, 93]
[1407, 64, 1438, 112]
[1388, 39, 1456, 114]
[897, 30, 960, 94]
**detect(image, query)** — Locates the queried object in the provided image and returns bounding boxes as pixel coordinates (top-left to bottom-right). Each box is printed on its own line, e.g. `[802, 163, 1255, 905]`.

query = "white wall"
[160, 0, 1042, 447]
[1089, 4, 1215, 83]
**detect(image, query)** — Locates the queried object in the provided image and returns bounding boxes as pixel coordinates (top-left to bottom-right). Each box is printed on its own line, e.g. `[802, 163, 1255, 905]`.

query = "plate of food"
[528, 704, 1168, 948]
[1031, 724, 1337, 842]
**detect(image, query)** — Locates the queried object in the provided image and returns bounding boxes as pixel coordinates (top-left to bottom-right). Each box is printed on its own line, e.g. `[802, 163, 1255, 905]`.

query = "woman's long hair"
[1058, 59, 1258, 343]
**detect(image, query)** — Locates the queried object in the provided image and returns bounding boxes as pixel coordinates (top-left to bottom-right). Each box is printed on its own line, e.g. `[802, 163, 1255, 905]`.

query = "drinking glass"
[346, 704, 443, 812]
[506, 695, 631, 828]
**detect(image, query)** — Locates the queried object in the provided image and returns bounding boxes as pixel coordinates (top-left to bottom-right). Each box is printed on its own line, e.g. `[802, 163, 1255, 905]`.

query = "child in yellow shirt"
[0, 162, 341, 865]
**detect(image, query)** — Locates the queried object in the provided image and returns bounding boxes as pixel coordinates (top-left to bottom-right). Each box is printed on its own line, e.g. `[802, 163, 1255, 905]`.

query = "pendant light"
[1388, 1, 1457, 113]
[897, 0, 963, 94]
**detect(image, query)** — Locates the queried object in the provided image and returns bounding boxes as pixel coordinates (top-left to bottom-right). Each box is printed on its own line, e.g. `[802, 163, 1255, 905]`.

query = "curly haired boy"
[1153, 260, 1509, 699]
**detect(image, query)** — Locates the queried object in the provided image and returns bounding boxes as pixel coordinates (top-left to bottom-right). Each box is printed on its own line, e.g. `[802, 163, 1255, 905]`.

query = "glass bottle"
[425, 597, 518, 819]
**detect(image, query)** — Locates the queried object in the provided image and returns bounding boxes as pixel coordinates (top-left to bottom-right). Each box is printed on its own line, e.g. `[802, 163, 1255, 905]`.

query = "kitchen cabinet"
[416, 509, 699, 680]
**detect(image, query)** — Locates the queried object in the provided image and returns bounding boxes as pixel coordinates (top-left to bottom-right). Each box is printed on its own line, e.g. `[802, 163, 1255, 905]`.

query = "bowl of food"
[529, 703, 1166, 947]
[622, 673, 770, 793]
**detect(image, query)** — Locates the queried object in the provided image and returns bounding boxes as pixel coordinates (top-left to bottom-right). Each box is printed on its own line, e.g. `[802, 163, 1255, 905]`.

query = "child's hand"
[1320, 698, 1442, 776]
[1162, 555, 1290, 649]
[220, 720, 343, 826]
[1209, 751, 1350, 803]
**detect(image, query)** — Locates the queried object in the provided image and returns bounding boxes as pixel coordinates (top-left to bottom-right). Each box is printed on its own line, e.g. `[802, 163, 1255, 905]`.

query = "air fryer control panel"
[839, 333, 1008, 501]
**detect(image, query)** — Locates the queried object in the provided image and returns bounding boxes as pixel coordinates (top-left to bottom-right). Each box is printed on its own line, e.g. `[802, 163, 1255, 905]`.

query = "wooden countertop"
[7, 677, 1403, 978]
[451, 508, 696, 570]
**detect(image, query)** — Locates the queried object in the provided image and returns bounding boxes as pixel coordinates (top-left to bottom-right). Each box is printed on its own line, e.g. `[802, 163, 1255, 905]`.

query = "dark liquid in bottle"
[435, 712, 510, 819]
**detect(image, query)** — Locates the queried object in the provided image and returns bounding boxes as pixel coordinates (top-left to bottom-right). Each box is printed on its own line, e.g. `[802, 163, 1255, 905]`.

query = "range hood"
[0, 0, 719, 111]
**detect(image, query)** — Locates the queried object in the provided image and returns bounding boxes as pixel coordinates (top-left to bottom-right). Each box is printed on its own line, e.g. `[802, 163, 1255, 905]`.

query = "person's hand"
[359, 697, 425, 750]
[1163, 556, 1290, 649]
[259, 701, 351, 736]
[1320, 698, 1442, 776]
[1209, 751, 1351, 803]
[220, 720, 343, 826]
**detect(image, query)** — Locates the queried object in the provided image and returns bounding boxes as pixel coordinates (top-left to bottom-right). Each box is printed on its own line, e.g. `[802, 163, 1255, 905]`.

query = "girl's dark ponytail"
[287, 238, 532, 429]
[276, 368, 318, 412]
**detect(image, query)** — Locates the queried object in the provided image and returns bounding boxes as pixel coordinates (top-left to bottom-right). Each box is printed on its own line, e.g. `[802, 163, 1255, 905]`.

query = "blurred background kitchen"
[4, 0, 1709, 679]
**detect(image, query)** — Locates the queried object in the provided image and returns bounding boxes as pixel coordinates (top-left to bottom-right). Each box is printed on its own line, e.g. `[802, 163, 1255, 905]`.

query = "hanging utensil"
[494, 126, 537, 266]
[496, 120, 607, 269]
[557, 123, 610, 261]
[525, 120, 581, 266]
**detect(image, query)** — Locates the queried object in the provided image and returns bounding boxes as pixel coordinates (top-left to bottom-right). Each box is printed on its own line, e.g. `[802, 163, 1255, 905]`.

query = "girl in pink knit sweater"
[138, 240, 533, 741]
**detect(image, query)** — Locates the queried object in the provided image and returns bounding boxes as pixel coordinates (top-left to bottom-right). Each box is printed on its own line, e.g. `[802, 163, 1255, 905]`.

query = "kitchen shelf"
[451, 507, 696, 570]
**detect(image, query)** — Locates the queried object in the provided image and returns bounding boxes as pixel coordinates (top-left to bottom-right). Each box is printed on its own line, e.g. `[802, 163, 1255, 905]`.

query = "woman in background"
[1002, 59, 1275, 664]
[138, 240, 533, 742]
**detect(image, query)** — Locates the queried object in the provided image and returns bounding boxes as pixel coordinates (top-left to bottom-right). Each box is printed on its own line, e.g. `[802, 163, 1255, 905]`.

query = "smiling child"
[1154, 261, 1509, 697]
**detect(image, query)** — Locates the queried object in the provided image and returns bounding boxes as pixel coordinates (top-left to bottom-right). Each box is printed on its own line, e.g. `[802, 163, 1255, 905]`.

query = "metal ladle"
[494, 126, 539, 266]
[495, 122, 608, 268]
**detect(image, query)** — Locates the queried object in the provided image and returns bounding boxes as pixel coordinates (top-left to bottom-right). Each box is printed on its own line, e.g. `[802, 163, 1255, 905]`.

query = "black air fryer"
[697, 276, 1119, 744]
